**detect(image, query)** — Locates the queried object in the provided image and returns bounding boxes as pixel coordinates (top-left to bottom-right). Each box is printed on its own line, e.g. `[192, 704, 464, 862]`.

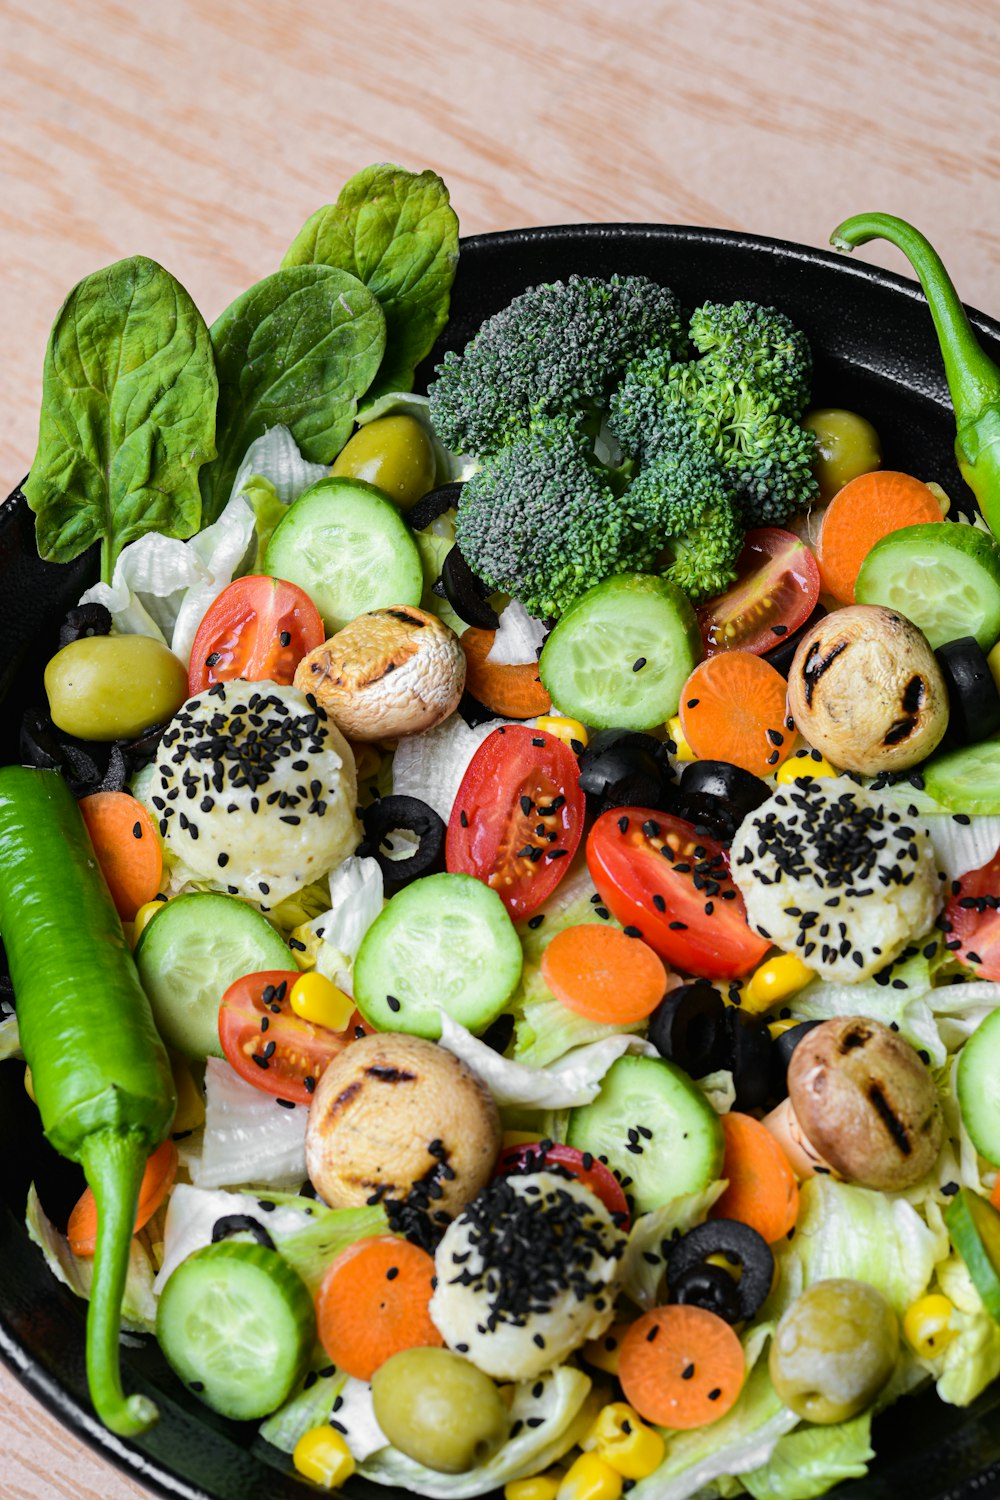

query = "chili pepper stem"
[830, 213, 1000, 536]
[80, 1130, 160, 1436]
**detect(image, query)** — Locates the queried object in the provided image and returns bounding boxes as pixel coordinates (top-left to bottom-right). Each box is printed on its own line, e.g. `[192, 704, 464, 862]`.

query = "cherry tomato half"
[943, 851, 1000, 980]
[446, 725, 586, 920]
[188, 575, 325, 695]
[697, 528, 820, 657]
[586, 808, 770, 981]
[495, 1141, 630, 1228]
[218, 969, 364, 1105]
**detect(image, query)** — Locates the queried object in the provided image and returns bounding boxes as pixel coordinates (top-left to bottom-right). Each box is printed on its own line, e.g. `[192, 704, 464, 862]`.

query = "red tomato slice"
[697, 528, 820, 657]
[218, 969, 363, 1105]
[586, 808, 770, 981]
[446, 726, 586, 920]
[495, 1141, 630, 1228]
[943, 851, 1000, 979]
[188, 575, 325, 695]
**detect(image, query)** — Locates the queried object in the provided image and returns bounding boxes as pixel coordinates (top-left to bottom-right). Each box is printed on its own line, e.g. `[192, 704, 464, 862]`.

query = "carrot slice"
[68, 1138, 178, 1257]
[541, 924, 668, 1024]
[710, 1111, 799, 1244]
[679, 654, 792, 779]
[618, 1305, 746, 1429]
[991, 1176, 1000, 1213]
[818, 470, 942, 603]
[461, 628, 552, 719]
[316, 1235, 444, 1380]
[79, 792, 163, 921]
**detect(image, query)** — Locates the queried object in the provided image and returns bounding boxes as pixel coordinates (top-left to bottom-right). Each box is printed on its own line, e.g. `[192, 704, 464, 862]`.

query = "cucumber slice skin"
[353, 871, 523, 1038]
[566, 1054, 724, 1215]
[924, 743, 1000, 815]
[135, 892, 290, 1059]
[264, 475, 423, 634]
[539, 574, 702, 732]
[856, 522, 1000, 652]
[957, 1007, 1000, 1164]
[156, 1240, 315, 1419]
[945, 1188, 1000, 1324]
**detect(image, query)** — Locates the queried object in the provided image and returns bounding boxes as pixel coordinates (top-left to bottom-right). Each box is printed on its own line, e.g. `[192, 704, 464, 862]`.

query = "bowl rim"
[2, 217, 999, 1500]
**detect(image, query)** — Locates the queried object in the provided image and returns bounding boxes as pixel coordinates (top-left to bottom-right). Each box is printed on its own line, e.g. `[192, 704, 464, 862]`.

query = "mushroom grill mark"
[867, 1082, 913, 1156]
[802, 639, 849, 707]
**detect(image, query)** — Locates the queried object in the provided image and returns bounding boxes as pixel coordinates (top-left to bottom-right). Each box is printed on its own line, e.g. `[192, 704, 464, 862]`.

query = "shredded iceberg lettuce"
[619, 1181, 729, 1309]
[192, 1058, 308, 1190]
[487, 600, 547, 665]
[26, 1184, 157, 1334]
[739, 1412, 875, 1500]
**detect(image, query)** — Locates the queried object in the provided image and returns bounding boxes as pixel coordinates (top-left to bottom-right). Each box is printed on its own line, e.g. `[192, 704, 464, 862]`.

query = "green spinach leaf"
[201, 265, 385, 523]
[24, 256, 217, 583]
[283, 164, 459, 400]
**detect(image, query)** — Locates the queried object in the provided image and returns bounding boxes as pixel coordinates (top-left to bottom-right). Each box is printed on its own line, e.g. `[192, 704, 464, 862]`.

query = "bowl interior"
[2, 222, 1000, 1500]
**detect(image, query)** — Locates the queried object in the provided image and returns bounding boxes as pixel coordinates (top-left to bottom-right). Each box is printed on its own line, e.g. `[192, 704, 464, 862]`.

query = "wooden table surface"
[1, 0, 998, 1493]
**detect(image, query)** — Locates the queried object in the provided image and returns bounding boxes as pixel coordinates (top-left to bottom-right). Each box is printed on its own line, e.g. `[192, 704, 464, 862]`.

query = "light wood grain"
[0, 0, 998, 1493]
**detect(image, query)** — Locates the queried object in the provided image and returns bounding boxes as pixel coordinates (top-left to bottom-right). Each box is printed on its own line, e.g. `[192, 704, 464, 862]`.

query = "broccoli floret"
[428, 274, 688, 457]
[661, 492, 745, 601]
[455, 418, 656, 618]
[689, 299, 813, 418]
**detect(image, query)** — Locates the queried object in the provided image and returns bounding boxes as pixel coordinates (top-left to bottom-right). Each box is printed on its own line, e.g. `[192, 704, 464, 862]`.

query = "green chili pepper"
[0, 767, 175, 1435]
[830, 213, 1000, 538]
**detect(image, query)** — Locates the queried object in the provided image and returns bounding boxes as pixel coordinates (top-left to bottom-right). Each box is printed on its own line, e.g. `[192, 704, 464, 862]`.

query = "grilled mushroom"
[786, 605, 948, 774]
[294, 606, 465, 741]
[776, 1016, 943, 1191]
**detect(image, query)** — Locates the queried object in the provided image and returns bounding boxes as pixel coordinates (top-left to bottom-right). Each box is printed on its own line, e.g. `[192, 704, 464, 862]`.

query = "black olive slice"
[647, 981, 728, 1079]
[480, 1012, 515, 1055]
[666, 1218, 774, 1322]
[770, 1018, 824, 1098]
[936, 636, 1000, 745]
[441, 544, 500, 629]
[679, 761, 771, 826]
[19, 708, 122, 799]
[762, 602, 828, 677]
[407, 482, 464, 533]
[578, 730, 676, 812]
[724, 1007, 774, 1111]
[668, 1260, 744, 1324]
[58, 602, 113, 648]
[668, 790, 741, 844]
[210, 1214, 277, 1251]
[457, 691, 500, 729]
[119, 720, 170, 773]
[359, 795, 446, 884]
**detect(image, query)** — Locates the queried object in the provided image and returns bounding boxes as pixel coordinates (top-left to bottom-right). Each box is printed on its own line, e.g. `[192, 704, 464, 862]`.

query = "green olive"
[803, 408, 882, 502]
[45, 635, 189, 741]
[370, 1347, 508, 1473]
[332, 415, 436, 511]
[769, 1278, 899, 1423]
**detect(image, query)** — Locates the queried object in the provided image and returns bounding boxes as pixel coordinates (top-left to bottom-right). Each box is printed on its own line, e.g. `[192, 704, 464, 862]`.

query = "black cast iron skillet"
[1, 223, 999, 1500]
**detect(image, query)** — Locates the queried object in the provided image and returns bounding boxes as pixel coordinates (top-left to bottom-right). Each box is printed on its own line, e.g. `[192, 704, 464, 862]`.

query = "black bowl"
[2, 223, 1000, 1500]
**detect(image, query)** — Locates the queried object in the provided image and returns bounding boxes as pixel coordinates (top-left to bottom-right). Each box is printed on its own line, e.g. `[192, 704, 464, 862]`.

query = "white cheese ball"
[149, 680, 360, 905]
[730, 777, 942, 982]
[430, 1171, 624, 1381]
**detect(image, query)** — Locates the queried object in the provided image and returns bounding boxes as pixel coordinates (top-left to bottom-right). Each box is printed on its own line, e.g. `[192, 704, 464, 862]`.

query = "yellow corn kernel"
[705, 1251, 741, 1281]
[132, 894, 168, 945]
[584, 1403, 665, 1480]
[768, 1017, 801, 1041]
[926, 480, 951, 516]
[775, 750, 837, 786]
[903, 1294, 958, 1359]
[666, 715, 696, 762]
[506, 1474, 563, 1500]
[289, 972, 355, 1033]
[289, 922, 322, 972]
[24, 1066, 35, 1103]
[293, 1426, 356, 1488]
[744, 955, 815, 1013]
[557, 1452, 623, 1500]
[581, 1321, 629, 1376]
[170, 1052, 206, 1133]
[536, 716, 589, 752]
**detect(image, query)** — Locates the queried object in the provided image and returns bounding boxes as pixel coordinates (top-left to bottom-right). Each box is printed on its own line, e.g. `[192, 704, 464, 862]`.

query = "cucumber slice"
[566, 1054, 723, 1214]
[136, 892, 290, 1058]
[856, 522, 1000, 652]
[957, 1006, 1000, 1164]
[945, 1188, 1000, 1324]
[539, 574, 701, 731]
[353, 872, 523, 1038]
[264, 475, 423, 633]
[156, 1240, 315, 1419]
[924, 742, 1000, 815]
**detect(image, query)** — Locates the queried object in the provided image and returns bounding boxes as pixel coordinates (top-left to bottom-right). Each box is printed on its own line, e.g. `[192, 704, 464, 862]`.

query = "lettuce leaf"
[26, 1184, 157, 1334]
[619, 1180, 728, 1309]
[192, 1058, 308, 1190]
[740, 1413, 874, 1500]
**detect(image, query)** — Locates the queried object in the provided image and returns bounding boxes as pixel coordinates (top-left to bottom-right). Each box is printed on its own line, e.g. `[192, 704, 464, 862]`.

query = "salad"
[1, 164, 1000, 1500]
